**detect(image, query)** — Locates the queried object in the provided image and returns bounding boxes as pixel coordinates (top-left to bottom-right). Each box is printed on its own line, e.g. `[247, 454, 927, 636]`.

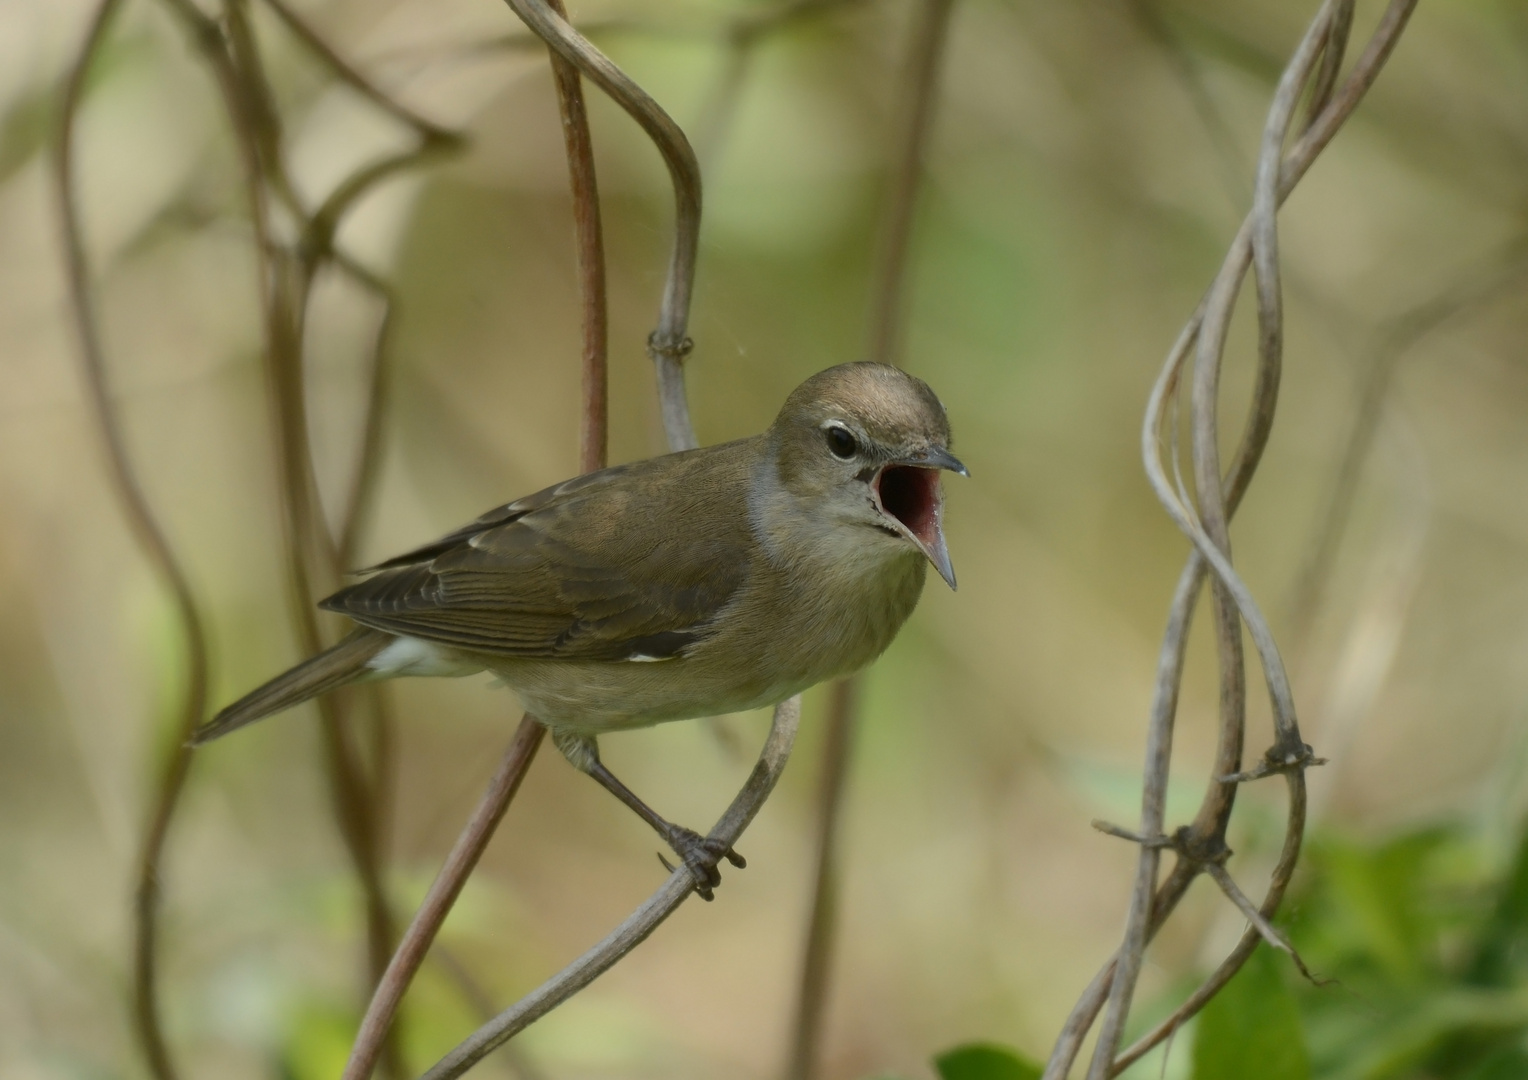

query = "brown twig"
[277, 65, 466, 1060]
[155, 3, 468, 1073]
[414, 4, 825, 1074]
[1110, 770, 1313, 1073]
[259, 0, 461, 143]
[55, 3, 212, 1078]
[1086, 15, 1341, 1064]
[422, 696, 804, 1079]
[785, 680, 857, 1080]
[179, 8, 402, 1071]
[1283, 241, 1528, 650]
[342, 718, 545, 1080]
[342, 1, 608, 1071]
[543, 0, 610, 474]
[1085, 6, 1337, 1070]
[785, 4, 955, 1074]
[864, 0, 955, 369]
[1043, 2, 1419, 1076]
[501, 0, 703, 450]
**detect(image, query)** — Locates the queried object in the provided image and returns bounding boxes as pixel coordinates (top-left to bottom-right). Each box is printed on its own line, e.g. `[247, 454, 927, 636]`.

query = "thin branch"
[422, 695, 804, 1079]
[56, 3, 212, 1078]
[1043, 862, 1201, 1078]
[785, 3, 956, 1070]
[206, 10, 403, 1066]
[1044, 2, 1419, 1075]
[501, 0, 702, 451]
[1087, 6, 1338, 1069]
[158, 5, 468, 1074]
[785, 680, 857, 1080]
[412, 9, 809, 1079]
[864, 0, 955, 368]
[1110, 770, 1312, 1072]
[543, 0, 610, 475]
[1202, 862, 1320, 984]
[342, 717, 545, 1080]
[1284, 241, 1528, 649]
[259, 0, 463, 143]
[343, 0, 607, 1070]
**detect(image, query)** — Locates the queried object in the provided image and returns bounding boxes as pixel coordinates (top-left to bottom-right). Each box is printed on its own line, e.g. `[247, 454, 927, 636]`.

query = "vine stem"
[422, 696, 804, 1079]
[1043, 3, 1419, 1075]
[342, 0, 608, 1072]
[785, 2, 956, 1075]
[56, 2, 211, 1077]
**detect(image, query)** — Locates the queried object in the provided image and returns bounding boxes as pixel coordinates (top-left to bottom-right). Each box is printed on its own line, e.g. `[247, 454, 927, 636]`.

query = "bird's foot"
[658, 825, 746, 902]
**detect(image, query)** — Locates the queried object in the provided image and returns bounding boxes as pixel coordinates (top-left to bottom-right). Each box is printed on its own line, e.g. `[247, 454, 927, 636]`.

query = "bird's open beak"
[871, 448, 967, 590]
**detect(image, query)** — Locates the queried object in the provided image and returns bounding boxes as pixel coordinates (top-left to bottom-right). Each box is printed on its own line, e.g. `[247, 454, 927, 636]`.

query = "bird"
[193, 362, 965, 898]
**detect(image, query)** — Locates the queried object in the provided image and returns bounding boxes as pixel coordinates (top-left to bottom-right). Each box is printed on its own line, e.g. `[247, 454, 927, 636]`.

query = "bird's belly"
[484, 654, 809, 735]
[483, 549, 927, 735]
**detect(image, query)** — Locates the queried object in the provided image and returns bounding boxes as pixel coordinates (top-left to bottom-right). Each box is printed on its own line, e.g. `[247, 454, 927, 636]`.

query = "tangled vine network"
[1044, 2, 1419, 1078]
[54, 0, 1421, 1078]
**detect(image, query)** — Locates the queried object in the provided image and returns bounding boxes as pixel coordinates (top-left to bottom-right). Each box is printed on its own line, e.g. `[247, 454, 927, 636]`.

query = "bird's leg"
[551, 730, 744, 901]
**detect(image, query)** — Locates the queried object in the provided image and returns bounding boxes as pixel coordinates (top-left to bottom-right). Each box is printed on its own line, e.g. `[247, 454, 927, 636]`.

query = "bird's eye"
[825, 424, 858, 459]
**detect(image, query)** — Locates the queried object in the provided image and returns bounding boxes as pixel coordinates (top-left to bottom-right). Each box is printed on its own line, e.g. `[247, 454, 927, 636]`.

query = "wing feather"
[322, 442, 756, 662]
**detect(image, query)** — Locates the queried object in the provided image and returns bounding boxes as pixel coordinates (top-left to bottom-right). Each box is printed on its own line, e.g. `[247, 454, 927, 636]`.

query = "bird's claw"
[659, 825, 744, 901]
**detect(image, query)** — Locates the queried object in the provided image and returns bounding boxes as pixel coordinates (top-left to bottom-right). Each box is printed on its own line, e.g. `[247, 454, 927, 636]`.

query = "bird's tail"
[192, 627, 392, 745]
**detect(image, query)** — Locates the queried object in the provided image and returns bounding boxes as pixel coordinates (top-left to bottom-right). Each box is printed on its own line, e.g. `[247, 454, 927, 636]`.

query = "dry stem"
[501, 0, 703, 450]
[56, 3, 211, 1077]
[1045, 2, 1419, 1076]
[342, 718, 545, 1080]
[422, 696, 803, 1079]
[118, 1, 467, 1072]
[864, 0, 955, 369]
[785, 3, 956, 1074]
[785, 680, 858, 1080]
[342, 0, 607, 1070]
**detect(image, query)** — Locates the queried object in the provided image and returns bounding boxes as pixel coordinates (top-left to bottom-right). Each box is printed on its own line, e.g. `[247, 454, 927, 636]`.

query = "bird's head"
[771, 362, 966, 589]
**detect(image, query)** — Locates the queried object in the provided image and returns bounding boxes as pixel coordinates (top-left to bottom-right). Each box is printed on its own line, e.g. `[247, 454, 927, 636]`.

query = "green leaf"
[1317, 828, 1453, 981]
[1192, 944, 1311, 1080]
[1464, 1045, 1528, 1080]
[934, 1042, 1043, 1080]
[1471, 816, 1528, 986]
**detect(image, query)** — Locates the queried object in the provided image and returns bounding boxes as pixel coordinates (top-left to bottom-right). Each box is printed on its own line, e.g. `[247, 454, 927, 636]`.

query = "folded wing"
[321, 444, 754, 662]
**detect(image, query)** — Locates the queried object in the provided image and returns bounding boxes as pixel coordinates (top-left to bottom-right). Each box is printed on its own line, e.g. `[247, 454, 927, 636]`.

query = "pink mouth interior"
[876, 466, 941, 549]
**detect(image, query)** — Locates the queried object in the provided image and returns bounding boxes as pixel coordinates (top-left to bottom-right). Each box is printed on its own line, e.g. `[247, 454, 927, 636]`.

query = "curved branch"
[422, 695, 803, 1079]
[863, 0, 954, 369]
[501, 0, 702, 450]
[260, 0, 464, 144]
[342, 717, 544, 1080]
[1110, 772, 1309, 1072]
[343, 0, 606, 1071]
[788, 4, 955, 1074]
[55, 4, 212, 1078]
[1087, 9, 1348, 1071]
[1049, 3, 1419, 1076]
[158, 7, 469, 1074]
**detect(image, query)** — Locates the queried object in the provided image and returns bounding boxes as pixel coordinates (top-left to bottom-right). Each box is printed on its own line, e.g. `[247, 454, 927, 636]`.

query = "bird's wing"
[321, 443, 755, 662]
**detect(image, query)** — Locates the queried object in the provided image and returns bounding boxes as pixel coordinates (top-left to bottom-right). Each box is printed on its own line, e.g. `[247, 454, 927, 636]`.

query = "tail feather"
[193, 627, 392, 745]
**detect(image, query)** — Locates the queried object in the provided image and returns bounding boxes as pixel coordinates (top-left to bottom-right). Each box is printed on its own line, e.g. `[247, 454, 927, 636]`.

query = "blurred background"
[3, 0, 1528, 1078]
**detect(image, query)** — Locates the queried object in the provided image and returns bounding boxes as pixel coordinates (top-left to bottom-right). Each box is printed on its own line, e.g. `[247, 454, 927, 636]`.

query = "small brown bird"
[195, 362, 964, 897]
